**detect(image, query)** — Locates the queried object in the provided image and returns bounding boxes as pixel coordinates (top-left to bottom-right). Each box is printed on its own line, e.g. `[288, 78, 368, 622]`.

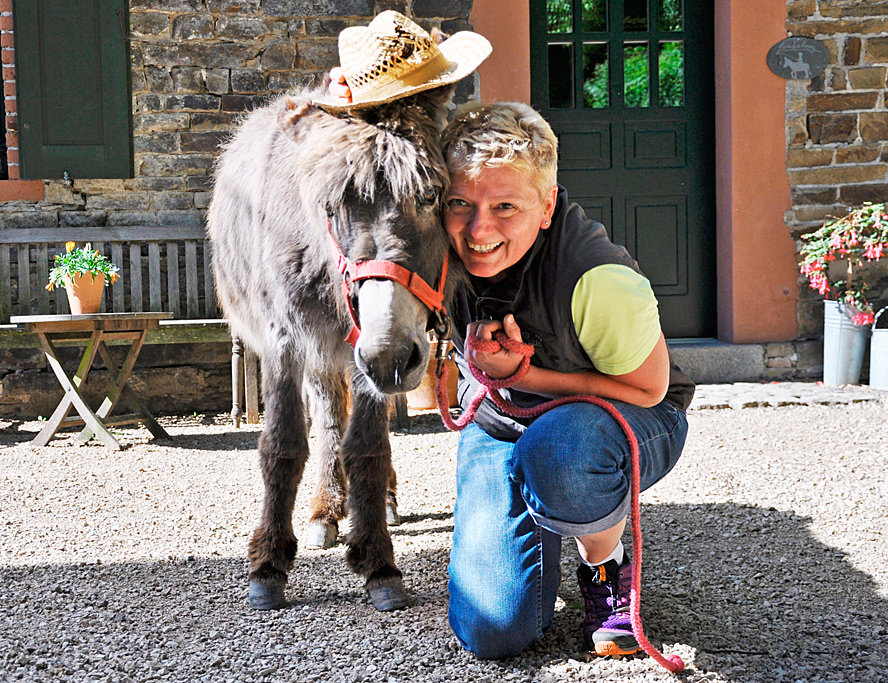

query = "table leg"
[33, 331, 121, 450]
[78, 332, 170, 442]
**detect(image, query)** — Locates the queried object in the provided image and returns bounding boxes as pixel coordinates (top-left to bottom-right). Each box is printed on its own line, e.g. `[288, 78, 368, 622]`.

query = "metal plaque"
[767, 37, 829, 80]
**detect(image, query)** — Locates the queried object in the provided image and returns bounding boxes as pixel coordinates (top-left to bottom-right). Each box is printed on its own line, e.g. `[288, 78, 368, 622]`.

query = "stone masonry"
[785, 1, 888, 337]
[1, 0, 476, 229]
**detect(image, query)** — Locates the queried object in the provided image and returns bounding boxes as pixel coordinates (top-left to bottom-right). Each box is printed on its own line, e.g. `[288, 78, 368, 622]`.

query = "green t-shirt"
[570, 263, 661, 376]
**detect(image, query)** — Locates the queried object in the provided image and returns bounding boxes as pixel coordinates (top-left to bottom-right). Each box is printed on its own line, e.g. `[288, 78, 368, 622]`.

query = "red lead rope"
[435, 330, 684, 673]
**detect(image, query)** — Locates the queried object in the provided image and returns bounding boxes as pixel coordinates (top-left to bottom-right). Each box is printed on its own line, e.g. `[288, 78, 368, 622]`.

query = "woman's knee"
[449, 611, 537, 660]
[516, 404, 627, 478]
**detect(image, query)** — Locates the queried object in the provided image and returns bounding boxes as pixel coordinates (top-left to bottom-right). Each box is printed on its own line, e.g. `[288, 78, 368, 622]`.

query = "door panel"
[530, 0, 716, 338]
[14, 0, 133, 179]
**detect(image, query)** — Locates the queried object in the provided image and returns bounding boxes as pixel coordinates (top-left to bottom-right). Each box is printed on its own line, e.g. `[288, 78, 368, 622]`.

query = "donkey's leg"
[386, 458, 401, 527]
[247, 353, 309, 610]
[304, 369, 349, 549]
[342, 378, 408, 611]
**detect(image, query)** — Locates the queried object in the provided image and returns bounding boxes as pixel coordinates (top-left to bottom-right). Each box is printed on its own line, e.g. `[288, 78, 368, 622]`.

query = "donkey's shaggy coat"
[207, 84, 460, 610]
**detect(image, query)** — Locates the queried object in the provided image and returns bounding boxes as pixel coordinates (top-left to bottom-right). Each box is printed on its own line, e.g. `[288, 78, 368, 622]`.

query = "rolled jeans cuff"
[525, 492, 630, 538]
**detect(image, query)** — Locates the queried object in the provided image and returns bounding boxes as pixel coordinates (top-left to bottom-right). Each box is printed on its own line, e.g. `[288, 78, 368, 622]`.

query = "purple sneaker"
[576, 557, 640, 656]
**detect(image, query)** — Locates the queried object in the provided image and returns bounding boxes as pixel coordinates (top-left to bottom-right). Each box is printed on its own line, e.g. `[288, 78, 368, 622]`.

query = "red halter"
[327, 218, 450, 346]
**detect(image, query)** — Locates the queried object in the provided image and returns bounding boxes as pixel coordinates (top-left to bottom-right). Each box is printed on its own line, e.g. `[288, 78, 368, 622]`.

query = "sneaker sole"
[594, 641, 641, 657]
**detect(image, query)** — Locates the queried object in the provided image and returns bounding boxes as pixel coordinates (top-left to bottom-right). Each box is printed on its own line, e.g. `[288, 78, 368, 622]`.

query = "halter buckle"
[433, 311, 453, 376]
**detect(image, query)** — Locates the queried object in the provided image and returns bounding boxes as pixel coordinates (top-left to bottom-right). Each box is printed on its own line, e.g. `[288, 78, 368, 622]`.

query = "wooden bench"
[0, 225, 222, 328]
[0, 226, 260, 423]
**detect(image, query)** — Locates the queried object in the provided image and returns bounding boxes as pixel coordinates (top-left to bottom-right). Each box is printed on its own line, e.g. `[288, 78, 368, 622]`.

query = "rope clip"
[433, 311, 453, 377]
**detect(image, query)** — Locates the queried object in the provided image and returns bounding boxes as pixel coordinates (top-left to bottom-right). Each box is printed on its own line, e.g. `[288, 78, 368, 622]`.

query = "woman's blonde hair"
[441, 101, 558, 200]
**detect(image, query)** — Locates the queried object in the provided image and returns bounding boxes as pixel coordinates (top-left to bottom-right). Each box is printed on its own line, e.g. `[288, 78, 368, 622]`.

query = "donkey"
[207, 83, 460, 611]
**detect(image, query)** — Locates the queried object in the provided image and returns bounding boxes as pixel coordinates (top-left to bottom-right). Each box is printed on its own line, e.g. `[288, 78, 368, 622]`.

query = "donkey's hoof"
[304, 520, 338, 549]
[365, 577, 409, 611]
[249, 577, 288, 610]
[386, 502, 401, 526]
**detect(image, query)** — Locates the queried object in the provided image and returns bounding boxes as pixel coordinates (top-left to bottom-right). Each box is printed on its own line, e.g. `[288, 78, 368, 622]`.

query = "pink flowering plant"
[799, 202, 888, 326]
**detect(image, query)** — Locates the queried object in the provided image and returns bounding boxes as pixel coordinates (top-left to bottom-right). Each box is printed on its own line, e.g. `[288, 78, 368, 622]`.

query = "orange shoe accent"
[594, 641, 641, 657]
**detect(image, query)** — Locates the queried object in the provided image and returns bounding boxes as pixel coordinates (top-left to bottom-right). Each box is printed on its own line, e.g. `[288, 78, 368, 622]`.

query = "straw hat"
[317, 11, 492, 111]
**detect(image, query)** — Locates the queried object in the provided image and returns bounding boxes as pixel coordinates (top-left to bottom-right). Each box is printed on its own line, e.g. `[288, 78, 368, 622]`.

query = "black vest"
[451, 186, 695, 442]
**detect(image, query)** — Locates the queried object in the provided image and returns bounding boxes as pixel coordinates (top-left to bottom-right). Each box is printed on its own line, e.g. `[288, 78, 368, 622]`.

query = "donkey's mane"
[282, 89, 450, 212]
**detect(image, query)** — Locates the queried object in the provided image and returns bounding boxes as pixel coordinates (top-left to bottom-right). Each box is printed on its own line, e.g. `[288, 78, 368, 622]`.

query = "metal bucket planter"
[822, 300, 870, 385]
[870, 306, 888, 391]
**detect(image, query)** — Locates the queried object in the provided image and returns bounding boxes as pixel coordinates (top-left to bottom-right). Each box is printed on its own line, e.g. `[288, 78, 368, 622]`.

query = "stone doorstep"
[669, 338, 888, 409]
[667, 338, 823, 385]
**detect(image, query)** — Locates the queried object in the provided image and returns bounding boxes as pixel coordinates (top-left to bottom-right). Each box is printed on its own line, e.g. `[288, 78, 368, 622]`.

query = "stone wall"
[2, 0, 476, 229]
[0, 1, 476, 419]
[785, 1, 888, 337]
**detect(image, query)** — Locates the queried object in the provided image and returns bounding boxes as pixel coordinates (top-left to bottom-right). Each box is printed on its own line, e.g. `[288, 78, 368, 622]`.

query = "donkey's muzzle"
[355, 336, 427, 394]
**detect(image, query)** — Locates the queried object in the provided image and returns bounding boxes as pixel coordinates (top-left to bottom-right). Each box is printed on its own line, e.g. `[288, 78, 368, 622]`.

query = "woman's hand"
[465, 314, 525, 379]
[328, 66, 352, 104]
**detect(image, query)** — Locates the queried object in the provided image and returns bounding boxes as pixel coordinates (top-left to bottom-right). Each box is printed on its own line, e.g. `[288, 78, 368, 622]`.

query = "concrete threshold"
[667, 338, 825, 385]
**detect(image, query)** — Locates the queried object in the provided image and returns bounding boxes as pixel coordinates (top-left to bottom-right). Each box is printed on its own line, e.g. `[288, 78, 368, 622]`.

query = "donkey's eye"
[417, 188, 439, 209]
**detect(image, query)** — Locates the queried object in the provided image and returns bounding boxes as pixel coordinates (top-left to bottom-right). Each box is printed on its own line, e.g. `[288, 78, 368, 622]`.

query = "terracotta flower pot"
[64, 273, 106, 315]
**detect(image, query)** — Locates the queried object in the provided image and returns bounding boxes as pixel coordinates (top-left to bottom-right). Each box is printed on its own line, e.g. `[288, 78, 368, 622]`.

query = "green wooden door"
[14, 0, 133, 179]
[530, 0, 716, 338]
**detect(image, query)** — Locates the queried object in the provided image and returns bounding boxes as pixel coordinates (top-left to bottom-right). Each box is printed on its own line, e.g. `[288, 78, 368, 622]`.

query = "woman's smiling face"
[444, 165, 557, 283]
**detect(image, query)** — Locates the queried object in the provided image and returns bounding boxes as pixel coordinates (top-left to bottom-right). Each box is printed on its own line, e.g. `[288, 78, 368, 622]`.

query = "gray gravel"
[1, 384, 887, 683]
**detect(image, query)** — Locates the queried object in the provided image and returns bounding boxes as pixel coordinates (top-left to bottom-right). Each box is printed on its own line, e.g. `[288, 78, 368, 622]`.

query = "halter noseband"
[327, 217, 451, 347]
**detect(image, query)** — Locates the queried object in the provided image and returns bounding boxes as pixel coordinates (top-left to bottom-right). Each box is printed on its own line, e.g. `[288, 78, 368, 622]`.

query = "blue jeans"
[447, 400, 688, 659]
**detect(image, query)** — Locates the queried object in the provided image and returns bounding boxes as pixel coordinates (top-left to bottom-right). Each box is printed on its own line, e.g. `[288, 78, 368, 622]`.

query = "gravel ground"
[1, 387, 887, 683]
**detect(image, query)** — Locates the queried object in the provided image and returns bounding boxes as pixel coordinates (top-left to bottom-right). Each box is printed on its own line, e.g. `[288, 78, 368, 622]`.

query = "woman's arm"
[464, 315, 670, 408]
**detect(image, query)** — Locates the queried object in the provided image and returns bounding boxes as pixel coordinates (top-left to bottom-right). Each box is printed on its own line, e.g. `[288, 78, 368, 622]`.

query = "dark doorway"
[530, 0, 716, 338]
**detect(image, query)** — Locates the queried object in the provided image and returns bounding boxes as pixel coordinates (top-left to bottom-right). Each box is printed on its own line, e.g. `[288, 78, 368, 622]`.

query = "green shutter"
[14, 0, 133, 179]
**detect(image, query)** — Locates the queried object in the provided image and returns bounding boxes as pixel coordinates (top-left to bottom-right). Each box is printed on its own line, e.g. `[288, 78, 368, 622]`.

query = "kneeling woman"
[441, 101, 694, 659]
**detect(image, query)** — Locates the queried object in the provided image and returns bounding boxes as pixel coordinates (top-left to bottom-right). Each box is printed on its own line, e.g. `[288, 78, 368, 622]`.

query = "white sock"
[580, 540, 625, 568]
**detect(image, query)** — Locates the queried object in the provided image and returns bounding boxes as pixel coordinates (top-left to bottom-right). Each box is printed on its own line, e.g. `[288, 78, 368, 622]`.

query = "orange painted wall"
[714, 0, 798, 343]
[470, 1, 530, 103]
[471, 0, 799, 343]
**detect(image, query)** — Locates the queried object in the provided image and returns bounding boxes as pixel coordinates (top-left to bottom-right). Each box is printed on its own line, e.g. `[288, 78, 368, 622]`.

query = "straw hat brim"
[314, 31, 492, 112]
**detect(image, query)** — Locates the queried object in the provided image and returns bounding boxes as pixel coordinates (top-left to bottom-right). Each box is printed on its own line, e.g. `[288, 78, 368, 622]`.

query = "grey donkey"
[207, 82, 462, 611]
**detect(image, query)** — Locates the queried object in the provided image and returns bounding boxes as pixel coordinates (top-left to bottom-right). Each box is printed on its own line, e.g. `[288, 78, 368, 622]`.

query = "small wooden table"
[10, 313, 174, 450]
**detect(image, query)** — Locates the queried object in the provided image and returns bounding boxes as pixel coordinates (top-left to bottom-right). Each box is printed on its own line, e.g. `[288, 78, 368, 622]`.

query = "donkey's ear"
[417, 83, 456, 128]
[430, 27, 450, 45]
[279, 97, 313, 135]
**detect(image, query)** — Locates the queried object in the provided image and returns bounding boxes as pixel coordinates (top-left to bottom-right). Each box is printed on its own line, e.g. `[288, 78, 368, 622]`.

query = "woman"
[329, 65, 693, 662]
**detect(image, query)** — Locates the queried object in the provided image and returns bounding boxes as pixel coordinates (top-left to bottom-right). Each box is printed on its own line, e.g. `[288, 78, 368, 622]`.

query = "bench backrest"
[0, 226, 220, 324]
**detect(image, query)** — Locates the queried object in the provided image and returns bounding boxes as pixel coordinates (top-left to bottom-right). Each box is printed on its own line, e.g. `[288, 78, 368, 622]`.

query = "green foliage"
[47, 242, 120, 290]
[623, 45, 650, 107]
[658, 0, 682, 31]
[547, 0, 571, 32]
[658, 42, 684, 106]
[583, 60, 609, 108]
[548, 0, 684, 109]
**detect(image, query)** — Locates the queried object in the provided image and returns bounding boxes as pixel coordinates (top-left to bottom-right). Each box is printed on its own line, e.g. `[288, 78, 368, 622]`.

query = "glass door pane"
[583, 42, 609, 108]
[582, 0, 607, 32]
[547, 0, 573, 32]
[658, 41, 684, 106]
[549, 43, 575, 108]
[623, 42, 650, 107]
[624, 0, 648, 31]
[658, 0, 683, 31]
